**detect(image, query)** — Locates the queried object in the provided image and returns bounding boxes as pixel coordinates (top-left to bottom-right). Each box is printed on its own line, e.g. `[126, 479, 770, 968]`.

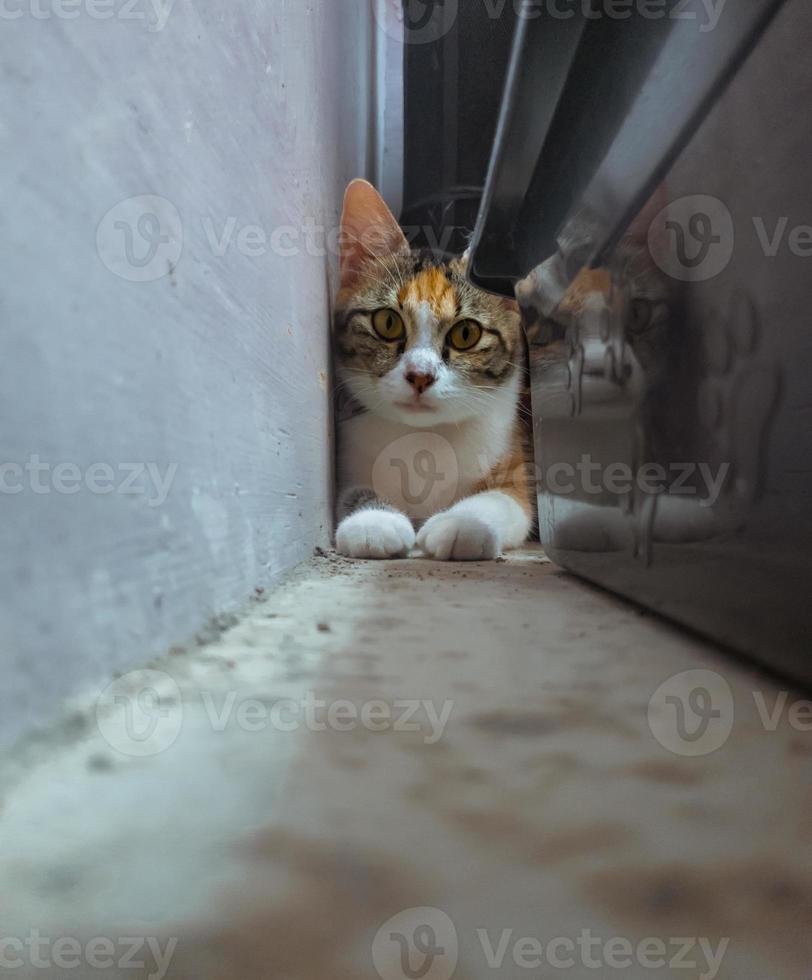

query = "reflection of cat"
[521, 190, 780, 554]
[519, 186, 673, 384]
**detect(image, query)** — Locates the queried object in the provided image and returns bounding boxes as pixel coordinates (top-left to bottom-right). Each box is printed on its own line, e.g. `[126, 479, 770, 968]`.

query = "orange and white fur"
[334, 180, 532, 561]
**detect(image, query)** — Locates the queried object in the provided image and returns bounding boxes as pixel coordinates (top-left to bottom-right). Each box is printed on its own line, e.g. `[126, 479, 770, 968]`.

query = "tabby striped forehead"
[397, 265, 459, 321]
[335, 247, 518, 339]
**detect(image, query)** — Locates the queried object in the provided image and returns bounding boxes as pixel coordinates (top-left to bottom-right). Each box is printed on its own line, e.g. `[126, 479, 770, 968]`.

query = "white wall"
[0, 0, 394, 745]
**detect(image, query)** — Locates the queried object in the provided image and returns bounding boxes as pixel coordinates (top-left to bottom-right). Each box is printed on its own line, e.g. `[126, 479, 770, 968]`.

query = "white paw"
[417, 512, 501, 562]
[336, 509, 415, 560]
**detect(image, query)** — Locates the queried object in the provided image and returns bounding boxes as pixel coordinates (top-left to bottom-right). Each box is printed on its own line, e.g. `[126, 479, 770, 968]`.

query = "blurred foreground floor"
[1, 547, 810, 979]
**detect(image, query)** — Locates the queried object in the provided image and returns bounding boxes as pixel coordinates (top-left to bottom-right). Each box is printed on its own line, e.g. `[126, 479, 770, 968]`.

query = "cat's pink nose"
[405, 371, 436, 395]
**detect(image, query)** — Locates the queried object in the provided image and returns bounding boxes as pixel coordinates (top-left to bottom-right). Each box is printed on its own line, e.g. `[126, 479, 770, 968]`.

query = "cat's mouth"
[395, 400, 437, 413]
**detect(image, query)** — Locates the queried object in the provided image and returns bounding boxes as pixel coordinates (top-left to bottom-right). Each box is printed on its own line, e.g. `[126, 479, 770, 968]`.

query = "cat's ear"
[449, 247, 471, 277]
[339, 179, 408, 290]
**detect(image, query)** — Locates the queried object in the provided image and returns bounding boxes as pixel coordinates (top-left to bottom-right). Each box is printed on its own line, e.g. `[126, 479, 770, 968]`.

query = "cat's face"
[334, 181, 522, 428]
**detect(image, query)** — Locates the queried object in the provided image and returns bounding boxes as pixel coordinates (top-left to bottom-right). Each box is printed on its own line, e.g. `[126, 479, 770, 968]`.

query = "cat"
[333, 179, 532, 561]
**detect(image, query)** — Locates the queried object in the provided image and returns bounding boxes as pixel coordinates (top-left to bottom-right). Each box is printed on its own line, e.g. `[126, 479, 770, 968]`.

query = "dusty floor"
[1, 548, 810, 980]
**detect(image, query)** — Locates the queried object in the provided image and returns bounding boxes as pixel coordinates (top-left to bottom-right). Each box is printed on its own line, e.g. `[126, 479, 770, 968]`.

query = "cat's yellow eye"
[448, 319, 482, 351]
[372, 308, 405, 341]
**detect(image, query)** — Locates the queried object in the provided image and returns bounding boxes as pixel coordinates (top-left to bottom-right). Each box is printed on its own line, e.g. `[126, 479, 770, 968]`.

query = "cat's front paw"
[336, 509, 415, 560]
[417, 512, 501, 562]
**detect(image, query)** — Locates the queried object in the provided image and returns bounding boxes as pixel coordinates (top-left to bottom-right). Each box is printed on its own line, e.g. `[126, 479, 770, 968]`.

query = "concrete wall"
[0, 0, 390, 745]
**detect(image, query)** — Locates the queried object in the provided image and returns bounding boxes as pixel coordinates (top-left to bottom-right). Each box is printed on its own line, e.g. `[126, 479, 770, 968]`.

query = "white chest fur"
[338, 380, 518, 523]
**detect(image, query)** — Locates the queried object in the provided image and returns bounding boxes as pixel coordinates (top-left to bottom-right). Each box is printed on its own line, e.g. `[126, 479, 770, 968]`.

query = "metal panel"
[519, 0, 812, 682]
[469, 0, 788, 302]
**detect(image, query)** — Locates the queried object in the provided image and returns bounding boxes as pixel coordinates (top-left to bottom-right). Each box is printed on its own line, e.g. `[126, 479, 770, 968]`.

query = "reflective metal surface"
[498, 2, 812, 681]
[469, 0, 788, 301]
